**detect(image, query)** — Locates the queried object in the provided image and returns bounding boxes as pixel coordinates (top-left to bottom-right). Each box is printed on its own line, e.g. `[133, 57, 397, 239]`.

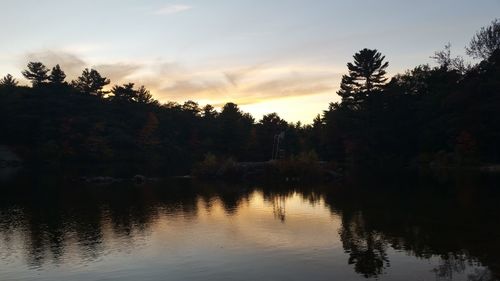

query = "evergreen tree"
[22, 62, 49, 87]
[338, 49, 389, 108]
[202, 104, 218, 119]
[256, 113, 288, 160]
[48, 64, 67, 85]
[72, 68, 110, 96]
[111, 83, 136, 102]
[217, 102, 254, 157]
[182, 100, 201, 116]
[0, 74, 18, 88]
[136, 85, 155, 104]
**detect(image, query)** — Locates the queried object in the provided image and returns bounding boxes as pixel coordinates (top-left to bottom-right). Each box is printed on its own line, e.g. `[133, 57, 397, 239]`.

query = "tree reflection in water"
[340, 211, 389, 278]
[0, 172, 499, 280]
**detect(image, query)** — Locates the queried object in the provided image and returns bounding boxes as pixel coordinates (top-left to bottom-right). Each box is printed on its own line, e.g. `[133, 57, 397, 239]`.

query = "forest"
[1, 19, 499, 176]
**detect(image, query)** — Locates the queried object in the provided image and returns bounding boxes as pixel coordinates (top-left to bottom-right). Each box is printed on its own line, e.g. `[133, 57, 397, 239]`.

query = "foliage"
[71, 68, 110, 96]
[271, 150, 323, 181]
[0, 74, 18, 88]
[322, 47, 500, 168]
[431, 43, 470, 73]
[337, 48, 389, 110]
[22, 62, 49, 87]
[191, 154, 242, 180]
[466, 18, 500, 60]
[192, 153, 219, 178]
[1, 21, 500, 176]
[48, 64, 67, 85]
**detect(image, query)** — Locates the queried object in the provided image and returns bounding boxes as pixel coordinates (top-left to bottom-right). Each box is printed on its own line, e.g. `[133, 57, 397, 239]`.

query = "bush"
[192, 153, 219, 179]
[272, 150, 323, 181]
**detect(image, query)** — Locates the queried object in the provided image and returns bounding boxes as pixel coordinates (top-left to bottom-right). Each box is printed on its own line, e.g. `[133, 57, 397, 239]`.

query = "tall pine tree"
[72, 68, 110, 96]
[338, 49, 389, 109]
[22, 62, 49, 87]
[49, 64, 67, 85]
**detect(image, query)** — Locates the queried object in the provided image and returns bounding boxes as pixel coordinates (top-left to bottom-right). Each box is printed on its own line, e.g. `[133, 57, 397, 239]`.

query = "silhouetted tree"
[202, 104, 218, 119]
[111, 83, 137, 102]
[110, 83, 156, 104]
[136, 85, 155, 104]
[387, 65, 433, 95]
[1, 18, 500, 174]
[138, 112, 160, 148]
[182, 100, 202, 116]
[466, 19, 500, 60]
[72, 68, 110, 96]
[22, 62, 49, 87]
[217, 102, 254, 157]
[431, 43, 469, 73]
[338, 48, 389, 109]
[0, 74, 18, 88]
[259, 113, 287, 130]
[48, 64, 67, 85]
[256, 113, 288, 160]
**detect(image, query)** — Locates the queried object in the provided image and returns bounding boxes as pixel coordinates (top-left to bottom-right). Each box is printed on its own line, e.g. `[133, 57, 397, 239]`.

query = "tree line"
[1, 19, 499, 175]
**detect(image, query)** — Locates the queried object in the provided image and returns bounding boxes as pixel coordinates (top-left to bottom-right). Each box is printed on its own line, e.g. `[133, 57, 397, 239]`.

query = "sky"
[1, 0, 499, 123]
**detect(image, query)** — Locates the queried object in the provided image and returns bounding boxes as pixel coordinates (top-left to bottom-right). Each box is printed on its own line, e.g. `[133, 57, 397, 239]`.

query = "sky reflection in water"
[0, 177, 498, 281]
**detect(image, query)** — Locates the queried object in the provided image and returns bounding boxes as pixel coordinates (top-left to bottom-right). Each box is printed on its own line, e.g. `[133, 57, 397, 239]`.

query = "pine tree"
[202, 104, 218, 119]
[72, 68, 110, 96]
[111, 83, 136, 102]
[182, 100, 201, 116]
[338, 49, 389, 109]
[136, 85, 155, 104]
[48, 64, 67, 85]
[0, 74, 18, 88]
[22, 62, 49, 87]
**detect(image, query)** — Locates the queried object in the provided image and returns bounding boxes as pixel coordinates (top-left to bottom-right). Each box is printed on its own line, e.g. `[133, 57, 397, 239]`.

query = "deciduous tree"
[466, 19, 500, 60]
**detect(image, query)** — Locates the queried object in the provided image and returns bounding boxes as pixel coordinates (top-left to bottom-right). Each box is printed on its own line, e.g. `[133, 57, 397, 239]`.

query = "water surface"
[0, 174, 499, 280]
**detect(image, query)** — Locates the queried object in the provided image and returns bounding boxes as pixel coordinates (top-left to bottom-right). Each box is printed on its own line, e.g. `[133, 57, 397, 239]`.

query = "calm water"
[0, 173, 499, 281]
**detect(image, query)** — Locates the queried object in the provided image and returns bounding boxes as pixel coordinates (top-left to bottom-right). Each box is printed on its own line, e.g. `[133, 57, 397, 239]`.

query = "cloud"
[22, 50, 145, 86]
[243, 72, 335, 98]
[24, 50, 86, 79]
[154, 4, 192, 15]
[152, 68, 339, 108]
[223, 64, 266, 87]
[159, 80, 227, 99]
[60, 43, 109, 55]
[19, 50, 340, 119]
[93, 63, 143, 84]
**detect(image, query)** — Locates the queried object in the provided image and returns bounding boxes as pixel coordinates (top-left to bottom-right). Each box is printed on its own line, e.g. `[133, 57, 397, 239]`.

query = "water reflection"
[0, 174, 499, 281]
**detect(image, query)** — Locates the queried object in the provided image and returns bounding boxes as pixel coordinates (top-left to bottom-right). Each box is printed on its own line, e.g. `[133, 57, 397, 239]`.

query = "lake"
[0, 172, 499, 281]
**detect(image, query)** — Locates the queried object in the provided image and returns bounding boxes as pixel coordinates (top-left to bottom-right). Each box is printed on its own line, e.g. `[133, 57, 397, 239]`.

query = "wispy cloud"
[17, 50, 341, 122]
[154, 4, 192, 15]
[20, 50, 144, 87]
[93, 63, 143, 83]
[24, 50, 86, 79]
[155, 66, 340, 106]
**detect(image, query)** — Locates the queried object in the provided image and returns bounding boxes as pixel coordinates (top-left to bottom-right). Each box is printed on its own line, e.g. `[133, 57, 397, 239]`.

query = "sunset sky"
[1, 0, 499, 123]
